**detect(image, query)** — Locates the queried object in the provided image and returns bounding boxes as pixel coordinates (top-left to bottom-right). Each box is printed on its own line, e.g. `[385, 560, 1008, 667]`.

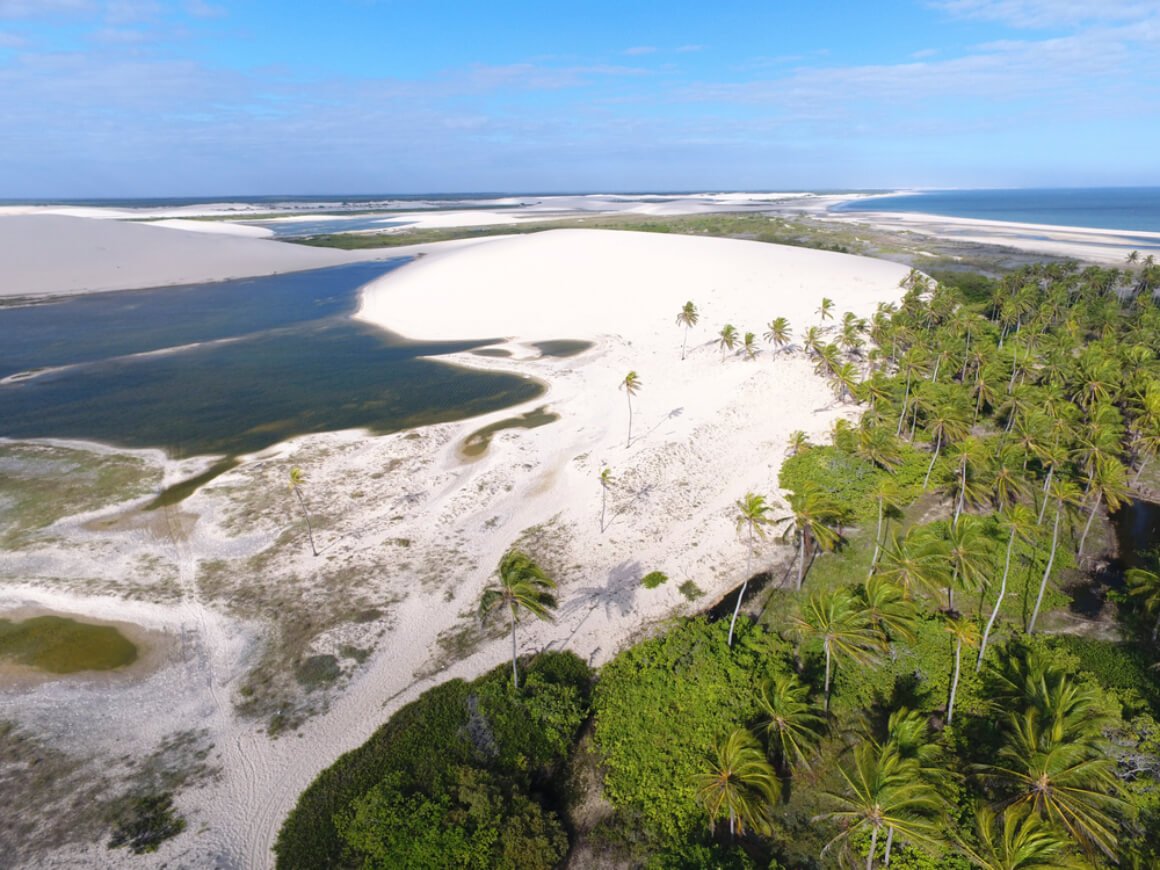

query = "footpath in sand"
[1, 227, 911, 867]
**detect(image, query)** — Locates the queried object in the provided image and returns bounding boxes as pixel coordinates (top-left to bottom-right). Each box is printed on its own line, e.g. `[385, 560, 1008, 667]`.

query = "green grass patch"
[641, 571, 669, 589]
[0, 615, 138, 673]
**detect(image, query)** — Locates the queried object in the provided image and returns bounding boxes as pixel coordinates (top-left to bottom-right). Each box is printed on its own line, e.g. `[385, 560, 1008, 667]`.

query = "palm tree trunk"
[727, 528, 753, 648]
[948, 564, 958, 611]
[867, 825, 879, 870]
[930, 355, 940, 383]
[625, 393, 633, 449]
[681, 326, 688, 361]
[798, 533, 807, 590]
[1028, 502, 1061, 633]
[1038, 466, 1053, 524]
[948, 638, 962, 724]
[869, 499, 884, 580]
[1152, 612, 1160, 642]
[978, 526, 1016, 671]
[600, 487, 607, 532]
[293, 487, 318, 557]
[896, 371, 911, 436]
[954, 464, 966, 526]
[510, 607, 519, 688]
[1135, 456, 1150, 485]
[1076, 492, 1101, 559]
[922, 434, 941, 490]
[884, 826, 895, 866]
[823, 639, 832, 714]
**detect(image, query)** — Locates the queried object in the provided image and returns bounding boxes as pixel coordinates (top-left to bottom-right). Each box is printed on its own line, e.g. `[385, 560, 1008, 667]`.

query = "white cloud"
[931, 0, 1160, 28]
[0, 29, 24, 45]
[0, 0, 91, 17]
[623, 45, 656, 56]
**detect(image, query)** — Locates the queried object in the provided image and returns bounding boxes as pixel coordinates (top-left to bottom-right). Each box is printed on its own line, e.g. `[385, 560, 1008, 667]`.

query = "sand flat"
[0, 214, 386, 298]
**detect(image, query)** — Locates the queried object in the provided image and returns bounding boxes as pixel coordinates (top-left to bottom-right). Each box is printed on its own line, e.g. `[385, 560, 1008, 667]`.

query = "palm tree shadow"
[560, 559, 642, 622]
[627, 406, 684, 448]
[604, 483, 658, 532]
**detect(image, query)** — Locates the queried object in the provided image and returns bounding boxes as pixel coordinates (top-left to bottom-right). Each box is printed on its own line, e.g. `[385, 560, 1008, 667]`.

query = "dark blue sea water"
[0, 262, 542, 457]
[834, 188, 1160, 234]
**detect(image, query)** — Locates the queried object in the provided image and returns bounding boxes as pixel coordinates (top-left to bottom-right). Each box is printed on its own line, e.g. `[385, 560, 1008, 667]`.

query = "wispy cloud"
[930, 0, 1160, 28]
[622, 45, 656, 56]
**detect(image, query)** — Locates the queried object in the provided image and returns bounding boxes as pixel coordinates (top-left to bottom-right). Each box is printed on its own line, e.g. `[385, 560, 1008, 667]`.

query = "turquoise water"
[0, 262, 542, 457]
[835, 187, 1160, 236]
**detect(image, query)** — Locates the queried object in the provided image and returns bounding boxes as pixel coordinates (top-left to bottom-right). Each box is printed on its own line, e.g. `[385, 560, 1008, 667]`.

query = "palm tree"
[777, 488, 843, 590]
[944, 615, 979, 724]
[862, 575, 919, 646]
[288, 466, 318, 557]
[817, 296, 835, 324]
[1127, 564, 1160, 641]
[978, 506, 1035, 671]
[979, 709, 1125, 860]
[599, 467, 613, 533]
[718, 324, 738, 360]
[1028, 478, 1081, 633]
[802, 325, 825, 358]
[787, 429, 811, 456]
[479, 549, 558, 688]
[944, 515, 988, 611]
[620, 370, 641, 449]
[878, 527, 945, 601]
[757, 672, 826, 772]
[922, 395, 971, 490]
[742, 330, 759, 360]
[676, 300, 699, 360]
[764, 316, 792, 354]
[857, 424, 904, 474]
[729, 492, 773, 647]
[830, 361, 861, 404]
[818, 742, 943, 870]
[792, 588, 884, 712]
[1075, 455, 1129, 560]
[962, 805, 1085, 870]
[693, 728, 779, 837]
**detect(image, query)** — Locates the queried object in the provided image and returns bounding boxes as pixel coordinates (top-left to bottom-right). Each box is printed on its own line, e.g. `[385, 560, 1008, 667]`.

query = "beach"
[0, 214, 910, 867]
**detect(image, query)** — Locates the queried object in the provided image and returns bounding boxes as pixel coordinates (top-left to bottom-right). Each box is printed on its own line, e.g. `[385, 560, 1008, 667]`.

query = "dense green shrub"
[593, 618, 793, 843]
[779, 446, 882, 523]
[274, 651, 591, 869]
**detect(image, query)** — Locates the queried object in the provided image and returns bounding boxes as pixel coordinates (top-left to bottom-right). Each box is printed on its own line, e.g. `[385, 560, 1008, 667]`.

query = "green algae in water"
[461, 405, 560, 458]
[0, 615, 138, 673]
[532, 339, 593, 358]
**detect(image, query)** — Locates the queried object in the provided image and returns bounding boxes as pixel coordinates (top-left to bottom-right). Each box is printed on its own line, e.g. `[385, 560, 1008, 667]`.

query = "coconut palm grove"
[276, 257, 1160, 869]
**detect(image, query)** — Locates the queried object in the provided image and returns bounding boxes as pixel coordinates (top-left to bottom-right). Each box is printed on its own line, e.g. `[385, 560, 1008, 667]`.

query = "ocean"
[834, 187, 1160, 234]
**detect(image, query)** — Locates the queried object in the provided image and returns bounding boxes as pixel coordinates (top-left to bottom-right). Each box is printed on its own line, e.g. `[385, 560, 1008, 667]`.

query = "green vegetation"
[641, 570, 669, 589]
[279, 259, 1160, 867]
[291, 211, 865, 253]
[0, 615, 137, 673]
[107, 793, 186, 855]
[274, 651, 591, 869]
[0, 442, 161, 548]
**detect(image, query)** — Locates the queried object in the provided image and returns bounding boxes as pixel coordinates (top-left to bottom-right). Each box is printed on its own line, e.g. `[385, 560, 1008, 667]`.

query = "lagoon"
[0, 262, 543, 458]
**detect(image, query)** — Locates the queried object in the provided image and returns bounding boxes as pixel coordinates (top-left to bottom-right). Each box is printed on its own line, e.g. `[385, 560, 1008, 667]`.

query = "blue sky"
[1, 0, 1158, 196]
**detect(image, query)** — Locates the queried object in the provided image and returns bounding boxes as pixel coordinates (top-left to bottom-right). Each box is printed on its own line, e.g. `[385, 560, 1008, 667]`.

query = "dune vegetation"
[278, 256, 1160, 868]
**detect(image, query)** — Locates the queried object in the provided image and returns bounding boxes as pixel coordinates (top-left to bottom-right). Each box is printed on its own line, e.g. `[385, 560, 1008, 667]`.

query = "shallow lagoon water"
[0, 262, 543, 458]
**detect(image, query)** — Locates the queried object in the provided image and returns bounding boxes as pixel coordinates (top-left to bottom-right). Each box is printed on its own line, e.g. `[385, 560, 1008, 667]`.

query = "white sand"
[0, 214, 390, 297]
[2, 227, 911, 867]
